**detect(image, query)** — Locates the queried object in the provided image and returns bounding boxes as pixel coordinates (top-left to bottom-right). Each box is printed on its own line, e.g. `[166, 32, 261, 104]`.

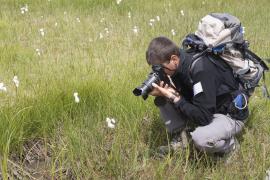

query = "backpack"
[182, 13, 269, 98]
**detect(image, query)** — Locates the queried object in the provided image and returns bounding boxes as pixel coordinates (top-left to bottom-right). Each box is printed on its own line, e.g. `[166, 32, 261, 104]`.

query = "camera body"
[133, 65, 170, 100]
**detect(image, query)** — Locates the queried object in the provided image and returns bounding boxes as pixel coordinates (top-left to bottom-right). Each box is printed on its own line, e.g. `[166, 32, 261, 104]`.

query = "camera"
[133, 65, 170, 100]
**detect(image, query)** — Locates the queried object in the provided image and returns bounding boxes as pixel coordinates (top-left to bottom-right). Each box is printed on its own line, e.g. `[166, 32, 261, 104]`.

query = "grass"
[0, 0, 270, 179]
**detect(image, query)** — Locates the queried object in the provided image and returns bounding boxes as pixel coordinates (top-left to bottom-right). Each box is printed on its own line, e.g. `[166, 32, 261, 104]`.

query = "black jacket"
[172, 50, 239, 126]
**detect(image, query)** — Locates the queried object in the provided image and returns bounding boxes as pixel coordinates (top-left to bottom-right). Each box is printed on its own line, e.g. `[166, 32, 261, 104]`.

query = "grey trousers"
[159, 102, 245, 154]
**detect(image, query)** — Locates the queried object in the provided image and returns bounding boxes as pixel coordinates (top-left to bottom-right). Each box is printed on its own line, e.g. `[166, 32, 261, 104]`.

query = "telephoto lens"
[133, 72, 159, 100]
[133, 65, 168, 100]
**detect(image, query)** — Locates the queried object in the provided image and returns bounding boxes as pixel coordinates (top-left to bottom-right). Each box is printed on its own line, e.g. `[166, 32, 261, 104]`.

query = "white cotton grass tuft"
[133, 26, 138, 34]
[266, 169, 270, 180]
[99, 32, 104, 39]
[171, 29, 176, 36]
[128, 11, 131, 18]
[242, 26, 245, 34]
[20, 4, 28, 14]
[73, 92, 80, 103]
[39, 28, 45, 36]
[35, 48, 41, 56]
[149, 18, 160, 27]
[0, 83, 7, 92]
[104, 28, 109, 34]
[100, 18, 105, 23]
[76, 17, 80, 23]
[106, 117, 116, 129]
[180, 10, 184, 16]
[55, 22, 58, 26]
[116, 0, 122, 5]
[150, 19, 155, 23]
[13, 76, 19, 88]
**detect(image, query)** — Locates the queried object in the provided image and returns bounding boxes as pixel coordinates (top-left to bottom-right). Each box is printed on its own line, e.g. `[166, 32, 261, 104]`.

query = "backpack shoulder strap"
[190, 53, 228, 74]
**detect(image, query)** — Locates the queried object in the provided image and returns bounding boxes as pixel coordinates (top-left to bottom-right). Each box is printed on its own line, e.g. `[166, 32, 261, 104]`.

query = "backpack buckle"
[244, 82, 252, 89]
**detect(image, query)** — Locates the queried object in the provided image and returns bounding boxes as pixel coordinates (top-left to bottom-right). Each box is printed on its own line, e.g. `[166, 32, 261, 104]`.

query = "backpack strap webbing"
[262, 72, 270, 99]
[244, 49, 269, 71]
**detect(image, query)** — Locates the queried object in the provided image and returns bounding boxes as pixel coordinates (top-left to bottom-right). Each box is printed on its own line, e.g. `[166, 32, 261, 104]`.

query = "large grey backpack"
[182, 13, 269, 97]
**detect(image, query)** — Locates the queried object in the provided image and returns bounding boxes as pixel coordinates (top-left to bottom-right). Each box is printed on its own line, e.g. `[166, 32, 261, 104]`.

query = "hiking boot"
[155, 130, 189, 158]
[224, 137, 240, 164]
[214, 137, 240, 164]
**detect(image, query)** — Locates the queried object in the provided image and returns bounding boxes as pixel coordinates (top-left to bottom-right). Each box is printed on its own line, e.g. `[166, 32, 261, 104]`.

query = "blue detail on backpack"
[212, 44, 225, 54]
[233, 94, 243, 108]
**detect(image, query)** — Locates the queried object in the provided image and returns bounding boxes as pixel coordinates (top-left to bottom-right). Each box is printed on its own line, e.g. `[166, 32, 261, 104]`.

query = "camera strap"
[167, 75, 179, 93]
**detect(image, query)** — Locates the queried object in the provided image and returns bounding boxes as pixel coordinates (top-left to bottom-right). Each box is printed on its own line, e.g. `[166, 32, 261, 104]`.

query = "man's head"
[146, 36, 180, 76]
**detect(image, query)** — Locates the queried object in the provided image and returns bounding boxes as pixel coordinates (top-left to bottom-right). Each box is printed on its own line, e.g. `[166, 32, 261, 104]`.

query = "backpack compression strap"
[262, 72, 270, 99]
[243, 49, 270, 99]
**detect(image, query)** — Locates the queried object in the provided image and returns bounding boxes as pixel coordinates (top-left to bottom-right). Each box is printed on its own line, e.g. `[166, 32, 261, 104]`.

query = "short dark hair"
[146, 36, 180, 65]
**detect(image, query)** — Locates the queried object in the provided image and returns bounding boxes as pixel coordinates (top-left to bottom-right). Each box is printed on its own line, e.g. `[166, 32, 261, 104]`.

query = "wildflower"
[242, 26, 245, 34]
[20, 4, 28, 14]
[104, 28, 109, 34]
[133, 26, 138, 34]
[39, 28, 45, 36]
[99, 33, 103, 39]
[116, 0, 122, 5]
[128, 12, 131, 18]
[106, 117, 116, 129]
[12, 76, 19, 88]
[100, 18, 105, 23]
[156, 16, 160, 21]
[266, 169, 270, 180]
[180, 10, 184, 16]
[0, 83, 7, 92]
[171, 29, 176, 36]
[73, 92, 80, 103]
[55, 22, 58, 26]
[149, 19, 156, 26]
[76, 17, 80, 22]
[35, 48, 41, 56]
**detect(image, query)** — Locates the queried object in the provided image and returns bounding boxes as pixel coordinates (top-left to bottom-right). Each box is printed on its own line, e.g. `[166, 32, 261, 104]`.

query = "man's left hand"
[152, 82, 181, 103]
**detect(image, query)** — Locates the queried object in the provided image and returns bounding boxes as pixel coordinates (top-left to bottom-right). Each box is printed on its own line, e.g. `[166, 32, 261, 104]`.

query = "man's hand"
[149, 81, 166, 96]
[151, 81, 181, 103]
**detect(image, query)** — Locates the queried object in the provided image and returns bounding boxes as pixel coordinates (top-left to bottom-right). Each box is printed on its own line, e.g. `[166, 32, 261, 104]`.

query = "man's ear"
[170, 55, 179, 63]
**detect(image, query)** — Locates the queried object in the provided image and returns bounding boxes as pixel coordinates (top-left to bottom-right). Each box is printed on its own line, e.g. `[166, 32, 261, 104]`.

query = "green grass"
[0, 0, 270, 179]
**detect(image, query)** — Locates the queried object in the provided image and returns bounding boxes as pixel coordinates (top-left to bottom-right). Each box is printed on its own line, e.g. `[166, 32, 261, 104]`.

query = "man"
[146, 36, 246, 157]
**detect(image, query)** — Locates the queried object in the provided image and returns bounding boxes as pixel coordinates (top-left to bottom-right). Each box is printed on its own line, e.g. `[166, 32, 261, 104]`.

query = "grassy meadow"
[0, 0, 270, 179]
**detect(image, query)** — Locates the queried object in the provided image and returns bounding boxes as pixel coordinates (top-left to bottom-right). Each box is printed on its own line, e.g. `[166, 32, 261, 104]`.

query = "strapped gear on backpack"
[182, 13, 269, 98]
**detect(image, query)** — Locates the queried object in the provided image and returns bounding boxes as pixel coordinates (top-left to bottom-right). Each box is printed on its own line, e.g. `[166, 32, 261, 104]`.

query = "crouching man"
[146, 36, 248, 158]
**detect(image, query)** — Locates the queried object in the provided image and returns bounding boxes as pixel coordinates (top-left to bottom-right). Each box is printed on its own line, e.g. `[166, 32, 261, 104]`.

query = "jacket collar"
[172, 49, 191, 78]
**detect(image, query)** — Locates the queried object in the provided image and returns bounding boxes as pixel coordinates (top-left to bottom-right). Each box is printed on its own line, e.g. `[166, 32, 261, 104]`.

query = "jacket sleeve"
[174, 62, 217, 126]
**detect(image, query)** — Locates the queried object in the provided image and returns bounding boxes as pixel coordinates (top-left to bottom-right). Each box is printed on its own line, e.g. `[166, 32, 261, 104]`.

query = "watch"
[168, 94, 176, 103]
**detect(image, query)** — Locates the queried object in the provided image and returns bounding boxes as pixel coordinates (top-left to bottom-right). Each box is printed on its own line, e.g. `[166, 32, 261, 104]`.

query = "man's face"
[160, 55, 180, 76]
